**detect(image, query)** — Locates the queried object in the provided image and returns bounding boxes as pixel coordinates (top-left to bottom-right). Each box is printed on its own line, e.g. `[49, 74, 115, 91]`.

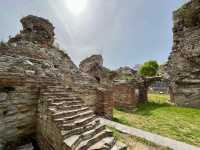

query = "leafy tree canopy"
[139, 60, 159, 77]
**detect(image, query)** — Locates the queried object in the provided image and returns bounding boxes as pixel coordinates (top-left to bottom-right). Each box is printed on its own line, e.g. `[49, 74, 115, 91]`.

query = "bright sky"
[0, 0, 189, 69]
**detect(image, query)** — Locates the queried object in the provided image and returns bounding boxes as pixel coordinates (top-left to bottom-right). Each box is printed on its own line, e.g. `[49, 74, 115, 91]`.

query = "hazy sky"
[0, 0, 189, 69]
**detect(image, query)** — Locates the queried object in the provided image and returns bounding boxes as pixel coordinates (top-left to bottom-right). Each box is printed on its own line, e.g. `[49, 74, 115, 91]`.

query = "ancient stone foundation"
[0, 15, 127, 150]
[166, 0, 200, 108]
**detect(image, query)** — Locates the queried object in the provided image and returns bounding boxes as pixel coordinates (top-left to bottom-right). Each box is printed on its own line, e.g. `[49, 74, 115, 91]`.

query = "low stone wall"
[112, 83, 137, 110]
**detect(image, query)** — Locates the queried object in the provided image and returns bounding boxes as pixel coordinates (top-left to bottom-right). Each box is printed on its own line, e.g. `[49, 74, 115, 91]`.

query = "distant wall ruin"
[80, 55, 142, 111]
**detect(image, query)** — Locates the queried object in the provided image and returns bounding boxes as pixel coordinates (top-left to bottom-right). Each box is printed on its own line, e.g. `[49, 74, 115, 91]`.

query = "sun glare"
[65, 0, 88, 15]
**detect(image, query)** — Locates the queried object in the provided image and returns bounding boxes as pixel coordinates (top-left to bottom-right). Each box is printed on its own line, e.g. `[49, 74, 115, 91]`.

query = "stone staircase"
[41, 85, 127, 150]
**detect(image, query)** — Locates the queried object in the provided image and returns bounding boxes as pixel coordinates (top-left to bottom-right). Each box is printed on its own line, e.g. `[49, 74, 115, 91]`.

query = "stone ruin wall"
[79, 54, 162, 111]
[0, 48, 62, 149]
[0, 13, 169, 149]
[0, 15, 99, 149]
[79, 55, 142, 111]
[79, 55, 116, 85]
[37, 88, 64, 150]
[166, 0, 200, 108]
[0, 81, 38, 147]
[79, 54, 164, 112]
[9, 15, 55, 48]
[79, 55, 117, 118]
[112, 82, 137, 110]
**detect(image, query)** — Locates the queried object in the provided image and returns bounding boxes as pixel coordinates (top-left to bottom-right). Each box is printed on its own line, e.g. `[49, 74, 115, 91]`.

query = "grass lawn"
[109, 127, 171, 150]
[113, 93, 200, 147]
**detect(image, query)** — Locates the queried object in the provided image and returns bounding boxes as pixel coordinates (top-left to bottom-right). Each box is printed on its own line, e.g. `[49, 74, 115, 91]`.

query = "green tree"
[139, 60, 159, 77]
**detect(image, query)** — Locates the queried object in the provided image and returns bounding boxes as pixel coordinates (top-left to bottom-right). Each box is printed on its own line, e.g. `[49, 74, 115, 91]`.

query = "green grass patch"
[113, 93, 200, 146]
[108, 126, 171, 150]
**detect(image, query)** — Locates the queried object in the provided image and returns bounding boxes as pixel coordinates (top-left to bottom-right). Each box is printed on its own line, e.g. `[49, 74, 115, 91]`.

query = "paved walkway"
[100, 118, 200, 150]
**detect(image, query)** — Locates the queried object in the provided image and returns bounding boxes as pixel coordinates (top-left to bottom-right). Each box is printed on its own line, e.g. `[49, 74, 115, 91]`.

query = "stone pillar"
[138, 85, 148, 103]
[169, 86, 175, 103]
[96, 88, 113, 119]
[112, 83, 137, 110]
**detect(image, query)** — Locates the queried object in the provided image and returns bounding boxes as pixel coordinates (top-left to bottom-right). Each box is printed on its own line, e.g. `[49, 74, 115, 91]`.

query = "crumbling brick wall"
[112, 83, 137, 110]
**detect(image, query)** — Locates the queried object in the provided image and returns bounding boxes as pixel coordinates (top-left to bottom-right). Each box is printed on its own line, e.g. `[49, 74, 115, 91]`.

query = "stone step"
[48, 107, 57, 113]
[45, 95, 79, 99]
[49, 101, 83, 108]
[47, 97, 81, 103]
[45, 89, 67, 92]
[48, 106, 83, 114]
[63, 124, 106, 150]
[102, 137, 116, 149]
[49, 101, 65, 107]
[46, 85, 70, 89]
[75, 129, 113, 150]
[42, 92, 72, 97]
[43, 90, 72, 95]
[45, 86, 71, 90]
[64, 100, 83, 105]
[63, 135, 81, 150]
[53, 110, 94, 122]
[41, 87, 72, 93]
[53, 107, 90, 120]
[62, 104, 85, 110]
[111, 141, 127, 150]
[62, 119, 100, 138]
[60, 115, 97, 130]
[88, 137, 116, 150]
[81, 124, 106, 141]
[41, 88, 71, 93]
[42, 84, 127, 150]
[89, 145, 108, 150]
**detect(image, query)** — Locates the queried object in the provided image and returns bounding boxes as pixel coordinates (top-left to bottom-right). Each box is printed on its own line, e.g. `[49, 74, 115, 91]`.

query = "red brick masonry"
[112, 83, 138, 110]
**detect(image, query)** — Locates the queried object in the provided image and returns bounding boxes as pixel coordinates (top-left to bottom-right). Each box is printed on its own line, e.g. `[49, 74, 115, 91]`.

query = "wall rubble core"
[166, 0, 200, 108]
[0, 15, 127, 150]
